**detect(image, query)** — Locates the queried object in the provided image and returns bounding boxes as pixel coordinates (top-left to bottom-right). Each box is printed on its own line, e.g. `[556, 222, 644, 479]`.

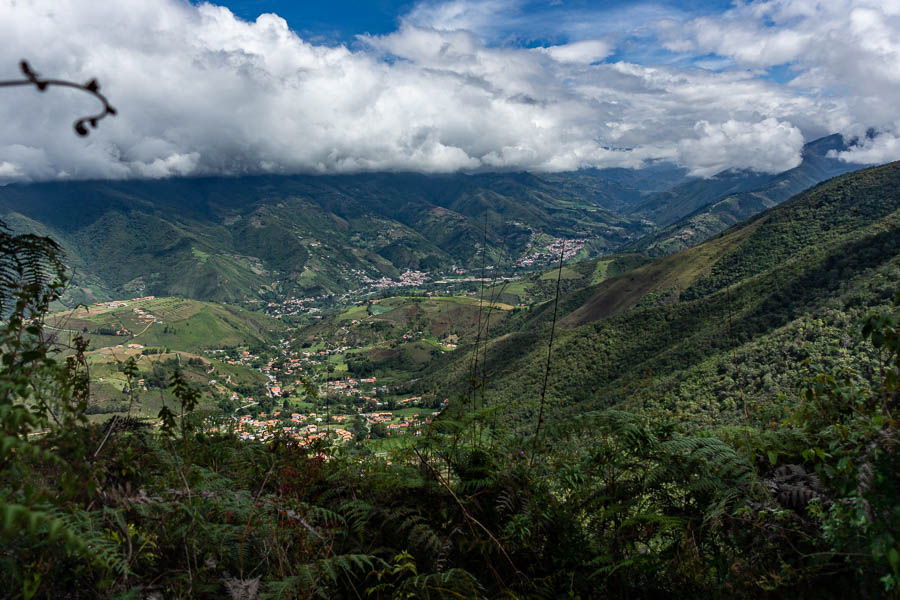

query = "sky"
[0, 0, 898, 181]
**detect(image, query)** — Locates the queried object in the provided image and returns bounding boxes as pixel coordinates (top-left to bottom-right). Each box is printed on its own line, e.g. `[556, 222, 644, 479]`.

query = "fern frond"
[394, 568, 485, 600]
[0, 501, 126, 574]
[263, 553, 377, 599]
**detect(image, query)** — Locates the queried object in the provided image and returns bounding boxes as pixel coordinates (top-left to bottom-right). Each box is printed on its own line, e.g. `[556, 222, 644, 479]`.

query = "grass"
[191, 247, 209, 264]
[47, 297, 284, 354]
[85, 353, 220, 419]
[539, 266, 580, 281]
[368, 435, 416, 454]
[561, 219, 764, 327]
[50, 298, 278, 420]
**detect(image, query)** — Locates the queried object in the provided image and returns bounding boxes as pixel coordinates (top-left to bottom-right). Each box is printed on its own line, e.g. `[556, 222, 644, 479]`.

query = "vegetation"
[0, 158, 898, 598]
[0, 134, 863, 308]
[0, 219, 899, 598]
[6, 56, 898, 598]
[0, 173, 651, 305]
[46, 297, 284, 354]
[424, 162, 900, 430]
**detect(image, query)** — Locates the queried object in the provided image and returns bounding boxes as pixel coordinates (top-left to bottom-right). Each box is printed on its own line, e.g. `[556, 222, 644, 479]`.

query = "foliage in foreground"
[1, 227, 899, 599]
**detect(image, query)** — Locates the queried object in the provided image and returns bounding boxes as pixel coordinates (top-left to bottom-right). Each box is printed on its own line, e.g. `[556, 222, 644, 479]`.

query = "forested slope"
[0, 172, 649, 304]
[431, 161, 900, 428]
[2, 202, 899, 598]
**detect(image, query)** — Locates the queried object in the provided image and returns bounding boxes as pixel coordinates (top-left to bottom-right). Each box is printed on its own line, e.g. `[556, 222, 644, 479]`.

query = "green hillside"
[46, 296, 284, 353]
[0, 144, 864, 308]
[44, 297, 283, 418]
[483, 253, 650, 307]
[82, 347, 269, 421]
[294, 295, 518, 380]
[430, 161, 900, 427]
[0, 172, 651, 305]
[4, 163, 899, 600]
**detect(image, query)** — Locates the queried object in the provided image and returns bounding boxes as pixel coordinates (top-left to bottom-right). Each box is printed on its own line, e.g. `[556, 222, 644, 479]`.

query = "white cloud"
[402, 0, 516, 36]
[0, 0, 896, 181]
[660, 0, 900, 164]
[540, 40, 612, 64]
[831, 132, 900, 165]
[132, 152, 201, 178]
[676, 119, 804, 177]
[0, 161, 23, 178]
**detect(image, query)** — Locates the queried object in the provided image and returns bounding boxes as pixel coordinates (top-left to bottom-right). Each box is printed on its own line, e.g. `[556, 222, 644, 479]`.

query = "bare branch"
[0, 60, 117, 136]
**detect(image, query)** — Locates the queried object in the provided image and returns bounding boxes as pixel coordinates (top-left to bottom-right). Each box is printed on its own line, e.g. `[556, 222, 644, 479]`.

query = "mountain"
[538, 163, 691, 213]
[0, 136, 872, 308]
[628, 134, 865, 255]
[482, 253, 650, 306]
[0, 172, 653, 306]
[428, 161, 900, 427]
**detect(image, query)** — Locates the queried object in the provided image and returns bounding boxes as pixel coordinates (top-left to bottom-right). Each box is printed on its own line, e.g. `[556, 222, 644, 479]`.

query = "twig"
[92, 415, 120, 459]
[239, 466, 275, 577]
[531, 240, 565, 464]
[413, 446, 523, 580]
[0, 60, 117, 136]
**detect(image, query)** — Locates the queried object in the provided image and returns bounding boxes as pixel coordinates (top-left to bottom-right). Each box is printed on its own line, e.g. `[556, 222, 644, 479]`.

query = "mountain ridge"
[628, 134, 864, 255]
[425, 161, 900, 426]
[0, 135, 872, 309]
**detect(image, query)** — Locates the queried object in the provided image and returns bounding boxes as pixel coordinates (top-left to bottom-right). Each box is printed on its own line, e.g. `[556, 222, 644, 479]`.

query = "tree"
[370, 422, 387, 438]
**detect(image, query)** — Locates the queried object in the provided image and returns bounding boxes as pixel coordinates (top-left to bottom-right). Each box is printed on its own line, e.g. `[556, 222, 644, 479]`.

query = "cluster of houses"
[96, 301, 128, 309]
[323, 376, 378, 397]
[132, 306, 161, 324]
[92, 295, 157, 310]
[366, 410, 431, 435]
[263, 297, 324, 319]
[354, 269, 432, 292]
[232, 411, 354, 444]
[223, 350, 260, 366]
[220, 391, 436, 444]
[515, 236, 587, 268]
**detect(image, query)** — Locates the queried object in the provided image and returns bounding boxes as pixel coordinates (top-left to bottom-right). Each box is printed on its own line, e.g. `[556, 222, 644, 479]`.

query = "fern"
[262, 553, 376, 599]
[0, 221, 64, 318]
[394, 568, 485, 600]
[337, 498, 373, 539]
[0, 501, 126, 574]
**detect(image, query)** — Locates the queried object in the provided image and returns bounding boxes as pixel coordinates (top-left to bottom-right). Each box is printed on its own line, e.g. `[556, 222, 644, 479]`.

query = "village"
[66, 293, 447, 450]
[224, 405, 434, 446]
[514, 235, 588, 268]
[207, 339, 443, 448]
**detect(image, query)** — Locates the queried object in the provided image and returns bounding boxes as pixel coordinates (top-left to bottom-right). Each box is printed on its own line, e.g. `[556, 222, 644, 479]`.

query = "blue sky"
[213, 0, 785, 81]
[218, 1, 735, 51]
[218, 0, 418, 43]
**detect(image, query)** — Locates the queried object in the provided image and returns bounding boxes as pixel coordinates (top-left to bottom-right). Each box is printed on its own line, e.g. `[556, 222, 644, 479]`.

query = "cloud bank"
[0, 0, 897, 181]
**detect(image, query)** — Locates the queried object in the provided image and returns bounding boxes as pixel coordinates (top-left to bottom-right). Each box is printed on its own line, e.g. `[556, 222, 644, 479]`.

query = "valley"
[42, 160, 900, 454]
[5, 2, 900, 596]
[0, 134, 859, 312]
[6, 153, 899, 600]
